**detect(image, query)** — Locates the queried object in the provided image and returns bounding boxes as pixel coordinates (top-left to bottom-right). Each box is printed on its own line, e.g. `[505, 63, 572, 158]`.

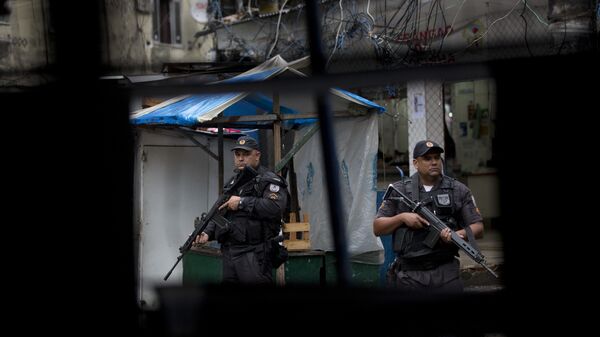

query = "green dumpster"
[183, 247, 326, 285]
[182, 246, 222, 285]
[324, 252, 382, 287]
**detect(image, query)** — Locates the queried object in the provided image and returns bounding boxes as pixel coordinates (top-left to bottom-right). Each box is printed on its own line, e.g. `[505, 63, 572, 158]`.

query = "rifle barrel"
[481, 262, 499, 278]
[164, 254, 182, 281]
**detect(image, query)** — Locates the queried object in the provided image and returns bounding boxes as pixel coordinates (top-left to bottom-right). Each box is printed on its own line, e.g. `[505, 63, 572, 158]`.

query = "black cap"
[413, 140, 444, 158]
[232, 136, 259, 151]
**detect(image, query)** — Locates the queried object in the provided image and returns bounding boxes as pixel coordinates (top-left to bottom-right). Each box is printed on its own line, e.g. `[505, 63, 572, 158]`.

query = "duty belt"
[399, 256, 455, 271]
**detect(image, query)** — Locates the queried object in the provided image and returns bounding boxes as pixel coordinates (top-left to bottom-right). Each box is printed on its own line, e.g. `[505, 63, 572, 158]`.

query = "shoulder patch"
[269, 184, 280, 192]
[471, 195, 478, 208]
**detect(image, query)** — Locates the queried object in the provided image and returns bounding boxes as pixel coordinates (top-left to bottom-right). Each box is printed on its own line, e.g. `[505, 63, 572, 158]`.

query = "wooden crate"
[283, 213, 310, 251]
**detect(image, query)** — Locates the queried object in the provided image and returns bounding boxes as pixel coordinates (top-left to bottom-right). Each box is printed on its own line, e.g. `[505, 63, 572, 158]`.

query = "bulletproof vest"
[393, 174, 459, 260]
[219, 167, 288, 245]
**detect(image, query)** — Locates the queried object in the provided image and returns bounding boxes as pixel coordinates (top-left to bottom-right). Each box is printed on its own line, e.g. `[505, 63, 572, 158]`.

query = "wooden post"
[288, 158, 299, 219]
[218, 126, 224, 193]
[273, 93, 282, 164]
[272, 92, 286, 286]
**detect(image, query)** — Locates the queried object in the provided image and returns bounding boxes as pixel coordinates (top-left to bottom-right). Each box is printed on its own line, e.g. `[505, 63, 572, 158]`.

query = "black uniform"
[377, 173, 482, 291]
[205, 166, 288, 284]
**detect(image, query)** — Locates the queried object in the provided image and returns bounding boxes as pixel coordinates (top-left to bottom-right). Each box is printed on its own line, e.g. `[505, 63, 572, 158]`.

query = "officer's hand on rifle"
[194, 232, 209, 245]
[402, 213, 429, 229]
[440, 228, 453, 243]
[219, 196, 241, 211]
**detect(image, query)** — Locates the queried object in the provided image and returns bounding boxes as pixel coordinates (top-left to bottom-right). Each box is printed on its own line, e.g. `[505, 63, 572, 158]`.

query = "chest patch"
[436, 194, 450, 206]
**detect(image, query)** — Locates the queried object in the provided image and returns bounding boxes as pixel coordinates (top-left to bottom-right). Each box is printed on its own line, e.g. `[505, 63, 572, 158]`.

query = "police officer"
[373, 140, 483, 292]
[194, 136, 288, 284]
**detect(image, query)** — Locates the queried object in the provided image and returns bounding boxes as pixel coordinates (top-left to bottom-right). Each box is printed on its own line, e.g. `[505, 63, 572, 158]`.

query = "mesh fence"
[321, 0, 597, 72]
[225, 0, 598, 73]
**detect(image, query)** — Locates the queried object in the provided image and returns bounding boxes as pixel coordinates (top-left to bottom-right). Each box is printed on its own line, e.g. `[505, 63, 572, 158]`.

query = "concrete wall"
[149, 0, 216, 70]
[0, 0, 216, 84]
[102, 0, 151, 73]
[104, 0, 215, 73]
[0, 0, 51, 86]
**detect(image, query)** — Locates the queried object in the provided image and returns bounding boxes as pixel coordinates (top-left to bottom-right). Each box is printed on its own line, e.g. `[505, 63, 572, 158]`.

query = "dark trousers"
[392, 258, 463, 293]
[221, 244, 272, 284]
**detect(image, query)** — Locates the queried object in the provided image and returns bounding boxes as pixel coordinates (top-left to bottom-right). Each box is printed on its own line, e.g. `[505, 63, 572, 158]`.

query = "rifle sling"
[462, 223, 480, 252]
[411, 174, 420, 203]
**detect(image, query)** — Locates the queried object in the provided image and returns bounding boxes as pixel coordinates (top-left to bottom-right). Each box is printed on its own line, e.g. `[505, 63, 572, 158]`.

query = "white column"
[407, 80, 445, 176]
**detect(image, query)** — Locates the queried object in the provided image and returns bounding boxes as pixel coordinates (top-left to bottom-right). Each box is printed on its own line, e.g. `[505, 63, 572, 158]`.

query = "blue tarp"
[130, 56, 385, 127]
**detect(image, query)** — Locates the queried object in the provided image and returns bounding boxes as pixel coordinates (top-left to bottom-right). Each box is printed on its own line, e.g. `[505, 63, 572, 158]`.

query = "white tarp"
[294, 114, 384, 263]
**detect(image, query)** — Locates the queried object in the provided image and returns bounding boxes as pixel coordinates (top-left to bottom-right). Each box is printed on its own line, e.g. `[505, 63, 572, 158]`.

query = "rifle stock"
[384, 184, 499, 278]
[164, 165, 258, 281]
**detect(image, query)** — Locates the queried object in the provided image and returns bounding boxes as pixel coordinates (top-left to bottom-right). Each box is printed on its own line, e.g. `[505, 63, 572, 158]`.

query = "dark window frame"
[152, 0, 182, 45]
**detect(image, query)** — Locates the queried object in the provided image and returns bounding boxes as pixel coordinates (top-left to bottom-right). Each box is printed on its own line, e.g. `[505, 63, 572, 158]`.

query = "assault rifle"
[164, 165, 258, 281]
[383, 184, 499, 278]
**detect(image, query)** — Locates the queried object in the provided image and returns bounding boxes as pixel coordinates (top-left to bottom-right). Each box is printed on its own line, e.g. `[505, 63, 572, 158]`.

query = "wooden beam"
[199, 123, 275, 129]
[288, 158, 299, 223]
[274, 123, 319, 173]
[273, 93, 282, 167]
[280, 111, 368, 120]
[204, 114, 278, 123]
[141, 97, 166, 108]
[181, 131, 219, 160]
[202, 110, 368, 124]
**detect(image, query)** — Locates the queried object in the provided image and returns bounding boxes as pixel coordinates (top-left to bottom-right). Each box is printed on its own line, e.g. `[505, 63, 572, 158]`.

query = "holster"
[386, 258, 401, 287]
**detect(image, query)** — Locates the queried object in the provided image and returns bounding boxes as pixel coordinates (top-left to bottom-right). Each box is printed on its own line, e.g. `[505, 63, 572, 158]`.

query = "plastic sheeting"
[130, 55, 384, 127]
[294, 114, 384, 264]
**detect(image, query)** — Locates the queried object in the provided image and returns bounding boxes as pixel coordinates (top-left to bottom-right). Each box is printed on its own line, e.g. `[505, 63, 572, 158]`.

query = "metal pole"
[304, 0, 351, 287]
[218, 126, 224, 193]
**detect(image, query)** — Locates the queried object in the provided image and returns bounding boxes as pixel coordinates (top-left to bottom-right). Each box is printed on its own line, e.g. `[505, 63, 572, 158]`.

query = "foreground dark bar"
[141, 284, 508, 337]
